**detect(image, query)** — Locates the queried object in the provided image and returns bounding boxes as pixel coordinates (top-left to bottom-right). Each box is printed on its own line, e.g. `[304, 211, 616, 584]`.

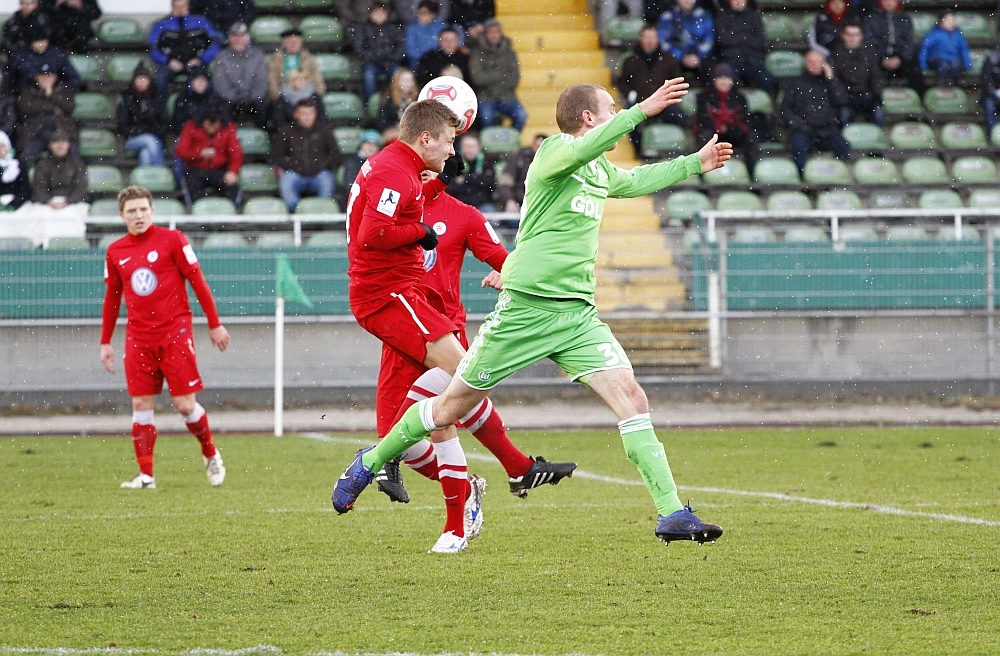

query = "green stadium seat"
[970, 49, 987, 75]
[767, 190, 812, 211]
[842, 123, 887, 150]
[98, 17, 144, 45]
[888, 122, 936, 149]
[703, 159, 751, 185]
[882, 87, 922, 115]
[46, 237, 91, 250]
[951, 156, 998, 185]
[955, 12, 992, 40]
[322, 92, 364, 120]
[90, 199, 121, 216]
[852, 157, 898, 185]
[256, 0, 287, 7]
[97, 233, 125, 249]
[295, 197, 341, 213]
[901, 156, 949, 184]
[239, 164, 279, 192]
[665, 190, 710, 220]
[603, 16, 645, 46]
[201, 232, 249, 248]
[715, 190, 763, 211]
[991, 124, 1000, 148]
[940, 122, 987, 149]
[784, 226, 828, 242]
[87, 165, 123, 193]
[73, 93, 112, 120]
[480, 126, 522, 154]
[192, 198, 238, 216]
[78, 128, 118, 158]
[640, 124, 688, 154]
[968, 189, 1000, 208]
[763, 14, 799, 42]
[250, 16, 293, 44]
[924, 86, 969, 114]
[237, 127, 271, 156]
[300, 16, 343, 45]
[315, 53, 354, 82]
[744, 88, 774, 115]
[107, 54, 146, 83]
[129, 165, 176, 192]
[804, 156, 851, 185]
[152, 197, 186, 215]
[838, 225, 878, 241]
[0, 237, 36, 250]
[938, 225, 981, 241]
[754, 157, 800, 185]
[679, 89, 699, 116]
[333, 126, 362, 154]
[69, 54, 102, 82]
[817, 190, 863, 210]
[732, 227, 776, 243]
[765, 50, 804, 77]
[256, 233, 296, 249]
[868, 191, 912, 209]
[681, 228, 701, 251]
[366, 93, 381, 119]
[291, 0, 332, 6]
[918, 189, 963, 209]
[243, 196, 288, 215]
[885, 226, 929, 240]
[911, 12, 935, 39]
[307, 230, 347, 247]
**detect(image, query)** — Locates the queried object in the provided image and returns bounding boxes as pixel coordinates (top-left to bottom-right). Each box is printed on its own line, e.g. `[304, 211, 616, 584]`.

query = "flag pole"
[274, 296, 284, 437]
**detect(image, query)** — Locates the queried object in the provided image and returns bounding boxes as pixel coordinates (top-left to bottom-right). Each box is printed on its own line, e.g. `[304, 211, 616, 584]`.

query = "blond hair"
[399, 99, 461, 143]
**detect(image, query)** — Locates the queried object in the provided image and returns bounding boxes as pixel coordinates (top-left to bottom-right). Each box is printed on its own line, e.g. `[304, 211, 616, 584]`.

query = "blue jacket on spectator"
[918, 25, 971, 72]
[13, 44, 80, 92]
[148, 13, 223, 67]
[405, 17, 446, 68]
[657, 5, 714, 62]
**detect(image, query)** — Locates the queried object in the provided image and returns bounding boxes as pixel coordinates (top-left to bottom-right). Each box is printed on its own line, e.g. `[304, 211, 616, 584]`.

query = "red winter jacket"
[174, 120, 244, 173]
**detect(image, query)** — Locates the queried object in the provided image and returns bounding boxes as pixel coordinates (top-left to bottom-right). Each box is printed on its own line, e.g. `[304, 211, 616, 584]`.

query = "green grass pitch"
[2, 426, 1000, 655]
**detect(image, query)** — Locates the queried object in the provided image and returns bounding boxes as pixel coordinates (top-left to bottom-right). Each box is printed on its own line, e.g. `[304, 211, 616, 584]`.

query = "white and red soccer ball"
[418, 75, 478, 134]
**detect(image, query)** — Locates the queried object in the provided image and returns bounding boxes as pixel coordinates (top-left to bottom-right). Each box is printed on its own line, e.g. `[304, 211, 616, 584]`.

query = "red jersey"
[101, 225, 221, 344]
[421, 183, 507, 327]
[346, 140, 429, 311]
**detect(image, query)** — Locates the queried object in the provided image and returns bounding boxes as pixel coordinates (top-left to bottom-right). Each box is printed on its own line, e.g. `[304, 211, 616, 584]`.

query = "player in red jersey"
[100, 186, 230, 490]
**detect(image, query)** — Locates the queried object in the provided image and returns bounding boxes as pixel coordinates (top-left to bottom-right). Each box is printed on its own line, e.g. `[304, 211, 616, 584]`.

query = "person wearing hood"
[617, 25, 684, 152]
[212, 21, 268, 128]
[267, 28, 325, 103]
[830, 19, 884, 125]
[919, 10, 971, 84]
[469, 19, 525, 130]
[270, 68, 327, 129]
[696, 62, 757, 174]
[16, 62, 77, 168]
[714, 0, 772, 92]
[0, 130, 31, 211]
[40, 0, 102, 54]
[809, 0, 857, 57]
[780, 49, 850, 173]
[116, 63, 169, 166]
[170, 66, 227, 132]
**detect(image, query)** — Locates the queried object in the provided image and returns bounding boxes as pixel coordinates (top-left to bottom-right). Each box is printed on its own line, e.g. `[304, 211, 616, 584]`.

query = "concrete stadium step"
[520, 51, 606, 68]
[595, 278, 688, 313]
[605, 318, 711, 372]
[517, 89, 563, 106]
[498, 0, 588, 15]
[508, 30, 600, 53]
[520, 66, 611, 88]
[599, 231, 674, 269]
[496, 13, 593, 30]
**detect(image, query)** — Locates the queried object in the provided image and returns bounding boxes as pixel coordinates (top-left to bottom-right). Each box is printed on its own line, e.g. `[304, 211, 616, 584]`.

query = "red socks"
[460, 398, 532, 478]
[434, 437, 469, 538]
[131, 421, 157, 477]
[184, 403, 216, 458]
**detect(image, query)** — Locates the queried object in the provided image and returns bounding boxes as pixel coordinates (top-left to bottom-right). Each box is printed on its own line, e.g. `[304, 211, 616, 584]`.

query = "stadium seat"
[732, 227, 776, 243]
[87, 165, 124, 193]
[754, 157, 800, 185]
[882, 87, 922, 115]
[665, 190, 710, 220]
[256, 233, 296, 249]
[784, 226, 829, 242]
[765, 50, 804, 77]
[239, 164, 279, 193]
[766, 190, 812, 211]
[300, 16, 343, 45]
[968, 189, 1000, 208]
[129, 165, 176, 192]
[603, 16, 644, 46]
[991, 124, 1000, 148]
[333, 126, 363, 154]
[0, 237, 36, 250]
[918, 189, 963, 209]
[911, 12, 935, 39]
[937, 225, 981, 241]
[201, 232, 249, 248]
[295, 197, 341, 213]
[237, 127, 271, 156]
[315, 53, 354, 82]
[715, 190, 763, 211]
[681, 228, 701, 251]
[152, 197, 186, 215]
[842, 123, 887, 150]
[69, 54, 102, 82]
[46, 237, 90, 250]
[480, 126, 522, 154]
[970, 49, 988, 75]
[243, 196, 288, 215]
[256, 0, 287, 7]
[366, 93, 381, 119]
[98, 17, 144, 45]
[885, 225, 929, 240]
[703, 159, 751, 185]
[73, 93, 112, 120]
[901, 156, 949, 184]
[744, 88, 774, 115]
[89, 199, 121, 216]
[107, 54, 146, 83]
[924, 86, 969, 114]
[322, 92, 364, 120]
[192, 198, 238, 216]
[97, 233, 125, 249]
[250, 16, 293, 44]
[852, 157, 898, 185]
[951, 156, 998, 185]
[679, 89, 699, 116]
[641, 124, 688, 154]
[940, 122, 987, 149]
[889, 122, 936, 149]
[868, 192, 912, 209]
[763, 13, 799, 42]
[804, 156, 851, 185]
[291, 0, 331, 7]
[838, 225, 878, 241]
[78, 128, 118, 158]
[307, 230, 347, 247]
[955, 12, 992, 40]
[816, 190, 863, 210]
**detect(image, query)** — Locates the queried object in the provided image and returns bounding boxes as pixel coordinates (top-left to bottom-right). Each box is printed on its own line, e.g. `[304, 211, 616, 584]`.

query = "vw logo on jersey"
[423, 247, 438, 271]
[432, 221, 447, 235]
[130, 267, 158, 296]
[147, 250, 159, 263]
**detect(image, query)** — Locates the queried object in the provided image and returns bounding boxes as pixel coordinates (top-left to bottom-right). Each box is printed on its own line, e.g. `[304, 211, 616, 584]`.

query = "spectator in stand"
[405, 0, 447, 70]
[338, 129, 381, 207]
[116, 63, 169, 167]
[695, 62, 758, 174]
[980, 45, 1000, 133]
[30, 130, 86, 208]
[714, 0, 772, 92]
[170, 66, 226, 132]
[450, 0, 495, 40]
[353, 2, 405, 101]
[415, 26, 470, 87]
[599, 0, 643, 33]
[2, 0, 52, 58]
[272, 98, 342, 212]
[12, 25, 80, 93]
[617, 26, 684, 152]
[447, 131, 497, 212]
[396, 0, 453, 25]
[267, 28, 325, 103]
[16, 63, 76, 167]
[809, 0, 856, 57]
[190, 0, 256, 34]
[175, 107, 244, 206]
[497, 131, 544, 215]
[270, 68, 327, 129]
[375, 67, 418, 131]
[863, 0, 924, 95]
[919, 10, 971, 85]
[781, 49, 850, 173]
[830, 20, 883, 125]
[212, 21, 268, 128]
[149, 0, 224, 96]
[0, 72, 17, 135]
[658, 0, 714, 84]
[39, 0, 101, 53]
[469, 19, 526, 131]
[0, 131, 31, 211]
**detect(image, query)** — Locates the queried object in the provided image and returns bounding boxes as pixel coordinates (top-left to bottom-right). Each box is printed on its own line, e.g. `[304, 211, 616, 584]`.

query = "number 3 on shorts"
[597, 341, 629, 367]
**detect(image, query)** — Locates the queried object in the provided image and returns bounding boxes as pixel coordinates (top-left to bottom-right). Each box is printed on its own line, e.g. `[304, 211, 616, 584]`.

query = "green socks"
[362, 400, 437, 472]
[619, 414, 684, 516]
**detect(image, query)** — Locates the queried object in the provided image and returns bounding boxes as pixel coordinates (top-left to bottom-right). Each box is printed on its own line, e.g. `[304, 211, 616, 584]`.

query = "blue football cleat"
[332, 448, 376, 514]
[655, 505, 723, 544]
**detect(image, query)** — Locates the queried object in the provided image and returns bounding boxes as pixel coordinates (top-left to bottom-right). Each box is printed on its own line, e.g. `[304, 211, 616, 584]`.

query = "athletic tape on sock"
[132, 409, 154, 425]
[413, 367, 451, 395]
[184, 402, 205, 424]
[417, 398, 445, 432]
[618, 413, 653, 434]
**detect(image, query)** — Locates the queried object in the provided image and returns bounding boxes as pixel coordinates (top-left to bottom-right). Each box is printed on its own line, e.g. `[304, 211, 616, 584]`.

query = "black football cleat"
[508, 456, 577, 498]
[375, 456, 410, 503]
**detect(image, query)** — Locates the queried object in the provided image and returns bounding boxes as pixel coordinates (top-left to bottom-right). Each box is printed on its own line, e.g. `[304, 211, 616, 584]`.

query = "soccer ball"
[418, 76, 478, 134]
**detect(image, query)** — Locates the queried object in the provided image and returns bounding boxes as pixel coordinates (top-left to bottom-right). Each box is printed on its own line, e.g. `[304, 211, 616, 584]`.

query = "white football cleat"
[204, 450, 226, 487]
[464, 474, 487, 541]
[428, 531, 468, 554]
[120, 473, 156, 489]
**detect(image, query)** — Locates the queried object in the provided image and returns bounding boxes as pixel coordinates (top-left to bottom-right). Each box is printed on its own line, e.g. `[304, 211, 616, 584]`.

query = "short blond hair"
[399, 99, 462, 143]
[118, 185, 153, 213]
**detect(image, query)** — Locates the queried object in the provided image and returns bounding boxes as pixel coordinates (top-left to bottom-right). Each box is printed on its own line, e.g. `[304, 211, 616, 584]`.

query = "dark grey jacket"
[469, 35, 520, 103]
[780, 72, 848, 132]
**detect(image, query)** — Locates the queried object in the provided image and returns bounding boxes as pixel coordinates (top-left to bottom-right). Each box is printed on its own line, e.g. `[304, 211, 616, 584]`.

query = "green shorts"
[457, 289, 632, 390]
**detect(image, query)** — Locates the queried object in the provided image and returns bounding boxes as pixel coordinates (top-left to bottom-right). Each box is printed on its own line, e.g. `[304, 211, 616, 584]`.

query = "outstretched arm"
[637, 77, 689, 119]
[697, 134, 734, 174]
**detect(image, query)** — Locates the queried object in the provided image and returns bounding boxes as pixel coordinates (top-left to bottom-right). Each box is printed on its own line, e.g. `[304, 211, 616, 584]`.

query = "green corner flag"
[275, 253, 314, 309]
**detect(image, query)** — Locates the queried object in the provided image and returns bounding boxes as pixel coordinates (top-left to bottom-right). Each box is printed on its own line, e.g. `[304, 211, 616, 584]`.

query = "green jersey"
[501, 104, 703, 304]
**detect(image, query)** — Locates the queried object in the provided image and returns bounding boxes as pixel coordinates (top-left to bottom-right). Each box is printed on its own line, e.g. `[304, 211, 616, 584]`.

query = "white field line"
[297, 433, 1000, 528]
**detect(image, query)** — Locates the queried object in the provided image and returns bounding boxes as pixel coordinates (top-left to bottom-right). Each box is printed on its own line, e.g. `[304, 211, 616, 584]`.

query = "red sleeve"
[224, 125, 244, 173]
[357, 174, 426, 250]
[423, 177, 447, 201]
[100, 253, 123, 344]
[174, 232, 221, 329]
[464, 205, 508, 272]
[174, 122, 201, 165]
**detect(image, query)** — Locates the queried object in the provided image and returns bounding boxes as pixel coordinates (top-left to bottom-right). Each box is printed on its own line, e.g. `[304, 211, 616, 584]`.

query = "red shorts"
[353, 285, 458, 369]
[123, 323, 204, 397]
